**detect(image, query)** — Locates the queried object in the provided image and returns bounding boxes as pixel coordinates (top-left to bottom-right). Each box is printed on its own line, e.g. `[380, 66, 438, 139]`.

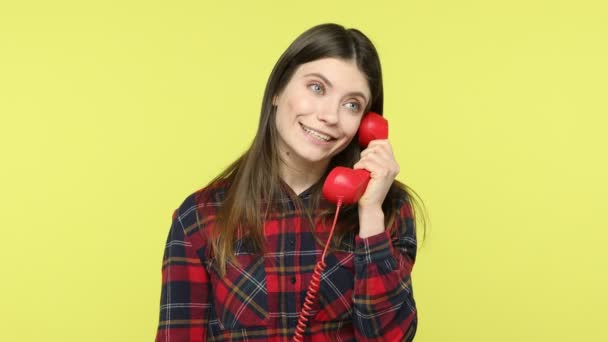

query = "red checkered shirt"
[155, 181, 418, 341]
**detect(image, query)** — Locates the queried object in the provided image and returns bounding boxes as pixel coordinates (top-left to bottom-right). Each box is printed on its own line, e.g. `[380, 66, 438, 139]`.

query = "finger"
[361, 148, 390, 165]
[361, 143, 388, 156]
[359, 152, 399, 177]
[357, 149, 399, 171]
[354, 158, 395, 179]
[361, 146, 393, 162]
[366, 140, 394, 157]
[360, 147, 378, 158]
[367, 139, 391, 149]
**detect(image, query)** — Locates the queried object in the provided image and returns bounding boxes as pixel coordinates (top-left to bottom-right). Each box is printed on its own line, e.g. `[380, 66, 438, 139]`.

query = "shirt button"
[290, 276, 296, 284]
[289, 239, 295, 246]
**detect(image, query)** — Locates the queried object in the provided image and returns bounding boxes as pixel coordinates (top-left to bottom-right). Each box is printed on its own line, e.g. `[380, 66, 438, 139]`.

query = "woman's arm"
[155, 209, 211, 342]
[353, 199, 418, 341]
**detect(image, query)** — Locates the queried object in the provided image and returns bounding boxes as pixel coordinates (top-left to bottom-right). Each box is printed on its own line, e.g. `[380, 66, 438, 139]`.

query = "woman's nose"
[316, 102, 339, 125]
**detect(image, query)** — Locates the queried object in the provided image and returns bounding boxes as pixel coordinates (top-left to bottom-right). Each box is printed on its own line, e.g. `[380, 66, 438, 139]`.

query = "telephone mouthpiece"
[322, 167, 371, 204]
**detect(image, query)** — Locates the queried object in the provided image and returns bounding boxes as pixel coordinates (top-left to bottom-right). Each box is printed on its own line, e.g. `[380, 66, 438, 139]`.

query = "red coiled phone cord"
[292, 199, 343, 342]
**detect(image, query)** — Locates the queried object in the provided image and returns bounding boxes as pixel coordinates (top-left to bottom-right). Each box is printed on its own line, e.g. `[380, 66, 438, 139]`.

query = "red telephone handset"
[322, 112, 389, 204]
[293, 112, 388, 341]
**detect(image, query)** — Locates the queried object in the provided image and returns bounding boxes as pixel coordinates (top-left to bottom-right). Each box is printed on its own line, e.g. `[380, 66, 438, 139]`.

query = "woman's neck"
[278, 151, 329, 196]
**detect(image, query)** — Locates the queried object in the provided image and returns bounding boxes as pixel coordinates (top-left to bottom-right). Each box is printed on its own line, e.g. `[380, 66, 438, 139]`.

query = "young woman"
[155, 23, 426, 342]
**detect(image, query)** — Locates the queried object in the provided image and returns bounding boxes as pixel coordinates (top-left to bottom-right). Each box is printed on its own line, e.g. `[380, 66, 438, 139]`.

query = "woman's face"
[273, 57, 371, 170]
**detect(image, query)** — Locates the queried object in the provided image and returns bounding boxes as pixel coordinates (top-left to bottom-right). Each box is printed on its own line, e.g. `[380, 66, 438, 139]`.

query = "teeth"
[301, 124, 331, 141]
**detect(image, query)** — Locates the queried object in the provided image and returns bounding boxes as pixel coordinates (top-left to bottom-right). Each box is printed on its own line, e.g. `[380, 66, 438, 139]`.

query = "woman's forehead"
[294, 58, 370, 94]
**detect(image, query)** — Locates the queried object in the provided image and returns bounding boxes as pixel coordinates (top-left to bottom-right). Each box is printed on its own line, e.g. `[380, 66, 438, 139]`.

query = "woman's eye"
[308, 83, 324, 94]
[345, 102, 361, 112]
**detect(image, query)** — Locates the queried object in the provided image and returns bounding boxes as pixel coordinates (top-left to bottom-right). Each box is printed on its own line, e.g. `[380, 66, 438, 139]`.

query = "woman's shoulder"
[180, 178, 230, 208]
[171, 179, 231, 241]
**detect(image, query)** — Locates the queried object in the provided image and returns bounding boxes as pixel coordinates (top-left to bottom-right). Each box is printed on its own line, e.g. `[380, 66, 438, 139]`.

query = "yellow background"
[1, 0, 606, 341]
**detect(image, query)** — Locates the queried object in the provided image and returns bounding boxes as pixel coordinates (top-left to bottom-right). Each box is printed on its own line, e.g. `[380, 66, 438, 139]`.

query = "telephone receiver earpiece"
[322, 112, 389, 205]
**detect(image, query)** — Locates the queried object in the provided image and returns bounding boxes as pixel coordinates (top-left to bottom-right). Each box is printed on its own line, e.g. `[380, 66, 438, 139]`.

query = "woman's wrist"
[358, 205, 385, 239]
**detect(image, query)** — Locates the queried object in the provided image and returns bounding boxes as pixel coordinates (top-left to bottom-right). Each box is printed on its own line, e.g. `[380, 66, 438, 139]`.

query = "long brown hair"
[206, 23, 428, 276]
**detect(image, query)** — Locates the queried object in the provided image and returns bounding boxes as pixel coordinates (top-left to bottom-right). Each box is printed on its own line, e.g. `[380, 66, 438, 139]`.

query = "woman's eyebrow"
[303, 72, 369, 103]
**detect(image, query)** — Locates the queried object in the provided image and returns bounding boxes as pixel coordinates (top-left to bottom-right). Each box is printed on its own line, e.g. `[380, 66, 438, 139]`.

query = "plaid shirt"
[155, 181, 418, 341]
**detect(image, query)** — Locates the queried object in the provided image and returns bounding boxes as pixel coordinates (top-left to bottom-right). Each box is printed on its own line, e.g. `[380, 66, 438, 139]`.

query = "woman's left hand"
[353, 139, 400, 210]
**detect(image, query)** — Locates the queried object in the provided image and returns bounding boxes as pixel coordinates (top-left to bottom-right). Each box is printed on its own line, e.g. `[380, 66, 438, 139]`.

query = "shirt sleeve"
[155, 209, 211, 342]
[352, 197, 418, 341]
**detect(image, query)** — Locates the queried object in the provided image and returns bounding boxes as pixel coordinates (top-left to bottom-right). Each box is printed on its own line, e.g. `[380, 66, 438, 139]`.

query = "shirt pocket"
[313, 251, 355, 322]
[208, 253, 270, 330]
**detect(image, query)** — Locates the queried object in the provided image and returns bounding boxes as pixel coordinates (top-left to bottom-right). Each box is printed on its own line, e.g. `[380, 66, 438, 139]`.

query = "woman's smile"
[299, 122, 336, 145]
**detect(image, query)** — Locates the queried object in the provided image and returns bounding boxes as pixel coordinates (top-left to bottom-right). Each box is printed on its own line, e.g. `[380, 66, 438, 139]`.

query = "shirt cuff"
[354, 230, 393, 264]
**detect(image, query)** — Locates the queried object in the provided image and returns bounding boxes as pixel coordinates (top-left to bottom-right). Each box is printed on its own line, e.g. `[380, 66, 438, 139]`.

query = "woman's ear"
[272, 95, 279, 106]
